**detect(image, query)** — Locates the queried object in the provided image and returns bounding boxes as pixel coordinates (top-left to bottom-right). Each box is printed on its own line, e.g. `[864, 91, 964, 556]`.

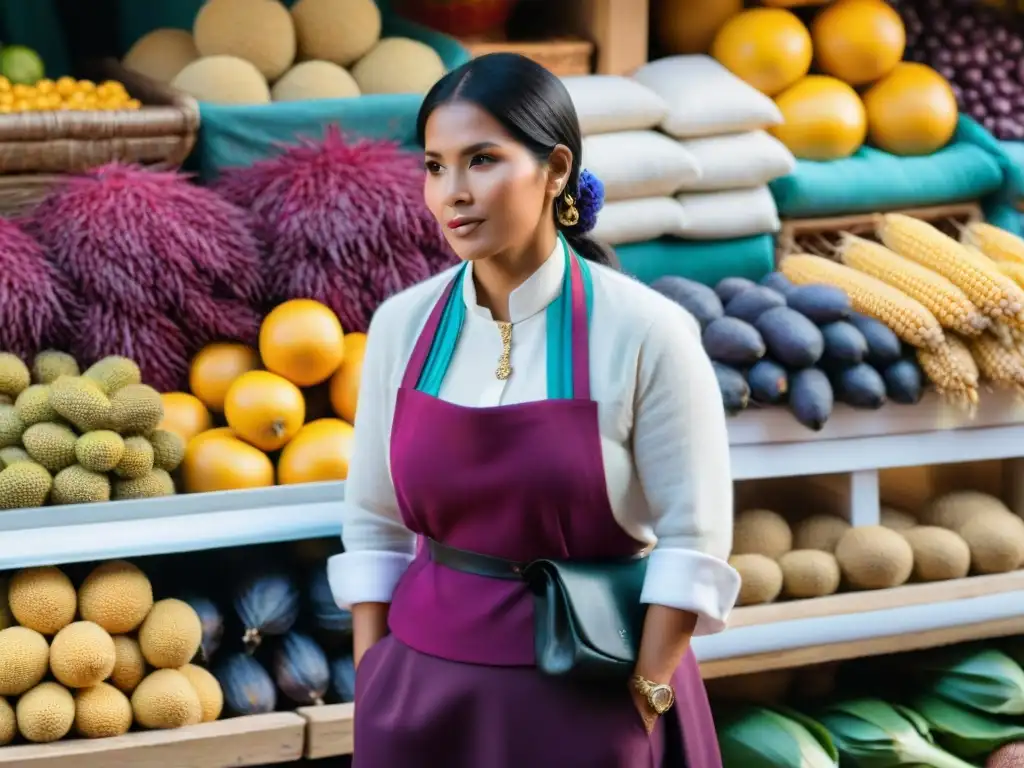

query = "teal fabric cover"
[615, 236, 775, 288]
[0, 0, 72, 78]
[769, 116, 1004, 218]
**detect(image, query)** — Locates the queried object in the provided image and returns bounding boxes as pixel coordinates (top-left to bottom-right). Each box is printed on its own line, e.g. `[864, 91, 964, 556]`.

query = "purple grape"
[1008, 37, 1024, 56]
[980, 79, 997, 96]
[983, 115, 997, 131]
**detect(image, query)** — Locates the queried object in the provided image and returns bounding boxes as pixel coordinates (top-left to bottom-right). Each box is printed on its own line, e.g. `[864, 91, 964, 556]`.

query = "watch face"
[651, 686, 674, 714]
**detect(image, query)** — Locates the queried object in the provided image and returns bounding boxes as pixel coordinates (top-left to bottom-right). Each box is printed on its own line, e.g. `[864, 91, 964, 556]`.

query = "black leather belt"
[426, 538, 529, 581]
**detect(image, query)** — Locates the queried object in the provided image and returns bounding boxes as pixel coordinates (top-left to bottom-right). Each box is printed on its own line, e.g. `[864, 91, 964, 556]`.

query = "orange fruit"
[277, 418, 354, 484]
[189, 343, 260, 412]
[223, 370, 305, 452]
[328, 332, 367, 423]
[158, 392, 213, 443]
[259, 299, 345, 387]
[181, 432, 275, 493]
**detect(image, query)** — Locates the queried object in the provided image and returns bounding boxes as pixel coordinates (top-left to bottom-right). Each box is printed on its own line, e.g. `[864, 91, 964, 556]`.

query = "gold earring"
[558, 192, 580, 227]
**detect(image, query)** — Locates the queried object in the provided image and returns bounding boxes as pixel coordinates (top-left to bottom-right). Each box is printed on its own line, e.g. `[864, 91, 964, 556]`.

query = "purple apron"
[353, 248, 722, 768]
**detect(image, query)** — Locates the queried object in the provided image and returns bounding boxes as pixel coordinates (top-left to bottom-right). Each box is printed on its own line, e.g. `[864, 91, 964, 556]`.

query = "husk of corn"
[837, 234, 989, 337]
[717, 705, 839, 768]
[961, 221, 1024, 266]
[915, 649, 1024, 717]
[909, 694, 1024, 760]
[996, 261, 1024, 290]
[876, 214, 1024, 322]
[780, 253, 945, 350]
[817, 698, 976, 767]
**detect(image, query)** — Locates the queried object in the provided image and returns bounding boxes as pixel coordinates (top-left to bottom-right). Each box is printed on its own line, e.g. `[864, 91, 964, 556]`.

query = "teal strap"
[416, 237, 592, 399]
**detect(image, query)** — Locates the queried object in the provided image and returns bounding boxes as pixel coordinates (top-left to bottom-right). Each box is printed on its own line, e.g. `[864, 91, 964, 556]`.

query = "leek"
[915, 648, 1024, 716]
[718, 705, 839, 768]
[816, 699, 976, 767]
[909, 694, 1024, 760]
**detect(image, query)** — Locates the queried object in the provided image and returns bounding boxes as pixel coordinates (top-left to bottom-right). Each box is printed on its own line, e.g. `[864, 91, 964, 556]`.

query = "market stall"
[0, 0, 1020, 765]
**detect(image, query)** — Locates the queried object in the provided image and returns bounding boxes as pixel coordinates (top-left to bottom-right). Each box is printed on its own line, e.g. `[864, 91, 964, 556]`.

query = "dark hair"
[416, 53, 615, 267]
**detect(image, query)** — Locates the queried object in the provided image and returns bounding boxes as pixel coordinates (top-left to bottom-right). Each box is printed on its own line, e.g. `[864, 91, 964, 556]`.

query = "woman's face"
[423, 101, 567, 262]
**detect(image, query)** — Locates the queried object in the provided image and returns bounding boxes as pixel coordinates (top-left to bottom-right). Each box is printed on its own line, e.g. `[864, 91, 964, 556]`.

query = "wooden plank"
[0, 713, 305, 767]
[700, 616, 1024, 679]
[727, 571, 1024, 629]
[298, 703, 354, 759]
[561, 0, 649, 75]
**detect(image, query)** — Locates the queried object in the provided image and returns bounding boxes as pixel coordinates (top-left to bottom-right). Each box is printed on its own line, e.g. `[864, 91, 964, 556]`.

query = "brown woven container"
[0, 57, 199, 217]
[461, 36, 594, 76]
[775, 202, 984, 263]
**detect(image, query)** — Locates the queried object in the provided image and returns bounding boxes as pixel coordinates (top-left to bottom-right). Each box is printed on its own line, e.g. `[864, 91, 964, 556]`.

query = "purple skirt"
[353, 635, 712, 768]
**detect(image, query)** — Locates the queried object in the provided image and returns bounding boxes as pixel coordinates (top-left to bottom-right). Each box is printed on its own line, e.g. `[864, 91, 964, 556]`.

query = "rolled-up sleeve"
[328, 307, 417, 609]
[633, 305, 740, 635]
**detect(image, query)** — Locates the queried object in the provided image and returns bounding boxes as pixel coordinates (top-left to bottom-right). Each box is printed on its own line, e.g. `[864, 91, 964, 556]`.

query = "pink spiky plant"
[214, 126, 457, 332]
[0, 217, 77, 360]
[26, 163, 266, 390]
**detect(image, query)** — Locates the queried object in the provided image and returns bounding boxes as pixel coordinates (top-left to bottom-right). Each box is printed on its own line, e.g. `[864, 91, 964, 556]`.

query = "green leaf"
[718, 706, 839, 768]
[776, 705, 840, 764]
[909, 694, 1024, 760]
[892, 704, 935, 743]
[917, 649, 1024, 716]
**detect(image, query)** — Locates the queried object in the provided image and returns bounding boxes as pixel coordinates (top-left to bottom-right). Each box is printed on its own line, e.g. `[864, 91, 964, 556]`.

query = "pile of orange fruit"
[0, 77, 142, 114]
[156, 299, 365, 494]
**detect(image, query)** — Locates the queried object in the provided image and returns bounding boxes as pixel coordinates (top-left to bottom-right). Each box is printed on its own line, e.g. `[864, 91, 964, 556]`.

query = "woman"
[328, 52, 740, 767]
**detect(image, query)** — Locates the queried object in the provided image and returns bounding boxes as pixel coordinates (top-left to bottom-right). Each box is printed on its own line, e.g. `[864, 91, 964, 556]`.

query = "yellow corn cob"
[997, 261, 1024, 289]
[961, 221, 1024, 265]
[916, 340, 979, 406]
[945, 335, 980, 388]
[780, 253, 945, 349]
[969, 332, 1024, 394]
[837, 234, 989, 336]
[876, 213, 1024, 320]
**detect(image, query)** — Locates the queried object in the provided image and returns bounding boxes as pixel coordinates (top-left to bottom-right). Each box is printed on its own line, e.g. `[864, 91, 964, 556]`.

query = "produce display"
[0, 351, 180, 508]
[0, 76, 139, 114]
[123, 0, 447, 105]
[730, 490, 1024, 607]
[709, 0, 959, 159]
[0, 544, 357, 748]
[0, 560, 216, 745]
[715, 643, 1024, 767]
[896, 0, 1024, 140]
[168, 299, 362, 494]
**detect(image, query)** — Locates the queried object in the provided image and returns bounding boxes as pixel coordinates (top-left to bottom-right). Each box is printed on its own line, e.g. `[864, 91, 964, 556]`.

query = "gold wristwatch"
[632, 675, 676, 715]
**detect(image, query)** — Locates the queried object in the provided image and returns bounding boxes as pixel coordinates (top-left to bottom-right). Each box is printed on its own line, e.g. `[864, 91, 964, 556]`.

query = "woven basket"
[0, 57, 199, 217]
[460, 36, 594, 76]
[775, 202, 984, 263]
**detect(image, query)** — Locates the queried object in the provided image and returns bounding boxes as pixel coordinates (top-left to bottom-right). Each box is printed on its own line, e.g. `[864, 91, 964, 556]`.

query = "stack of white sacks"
[563, 55, 796, 247]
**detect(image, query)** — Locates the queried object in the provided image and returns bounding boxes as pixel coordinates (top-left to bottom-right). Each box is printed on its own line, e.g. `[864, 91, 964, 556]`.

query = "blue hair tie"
[570, 169, 604, 235]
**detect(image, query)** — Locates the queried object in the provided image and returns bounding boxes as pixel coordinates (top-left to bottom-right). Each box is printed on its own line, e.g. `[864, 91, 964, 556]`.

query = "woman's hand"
[630, 685, 659, 735]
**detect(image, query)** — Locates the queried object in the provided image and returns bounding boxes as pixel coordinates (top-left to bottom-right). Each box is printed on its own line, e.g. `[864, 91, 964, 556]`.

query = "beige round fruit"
[123, 28, 199, 84]
[835, 525, 914, 590]
[732, 508, 792, 559]
[138, 599, 203, 669]
[351, 38, 446, 95]
[131, 669, 203, 730]
[110, 635, 147, 695]
[74, 682, 133, 738]
[78, 560, 154, 634]
[778, 550, 841, 599]
[728, 553, 783, 606]
[8, 566, 77, 635]
[793, 514, 851, 553]
[179, 664, 224, 722]
[0, 697, 13, 746]
[16, 682, 75, 743]
[193, 0, 296, 80]
[902, 526, 971, 582]
[272, 60, 361, 102]
[0, 626, 49, 696]
[171, 55, 271, 105]
[49, 621, 117, 689]
[290, 0, 382, 66]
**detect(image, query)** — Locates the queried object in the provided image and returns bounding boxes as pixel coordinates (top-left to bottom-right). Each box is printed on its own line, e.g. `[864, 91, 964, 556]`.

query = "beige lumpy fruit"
[78, 560, 154, 634]
[74, 682, 133, 739]
[8, 566, 77, 635]
[779, 550, 841, 599]
[0, 696, 14, 746]
[835, 525, 914, 590]
[16, 682, 75, 743]
[49, 621, 117, 688]
[728, 553, 783, 606]
[0, 626, 50, 696]
[139, 598, 203, 668]
[110, 636, 147, 695]
[131, 669, 203, 729]
[793, 514, 851, 553]
[732, 508, 793, 559]
[179, 664, 224, 722]
[902, 526, 971, 582]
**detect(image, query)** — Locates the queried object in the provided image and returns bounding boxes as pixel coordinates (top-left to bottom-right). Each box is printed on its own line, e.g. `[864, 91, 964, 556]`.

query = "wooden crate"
[774, 202, 984, 263]
[461, 36, 594, 75]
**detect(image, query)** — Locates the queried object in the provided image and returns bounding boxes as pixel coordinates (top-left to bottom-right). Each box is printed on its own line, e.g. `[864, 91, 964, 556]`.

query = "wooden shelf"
[299, 703, 354, 759]
[695, 572, 1024, 679]
[0, 713, 305, 767]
